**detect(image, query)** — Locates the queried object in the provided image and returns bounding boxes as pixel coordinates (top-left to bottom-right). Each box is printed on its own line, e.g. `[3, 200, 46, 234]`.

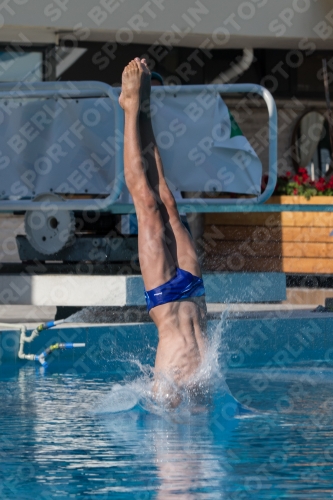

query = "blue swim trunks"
[144, 267, 205, 313]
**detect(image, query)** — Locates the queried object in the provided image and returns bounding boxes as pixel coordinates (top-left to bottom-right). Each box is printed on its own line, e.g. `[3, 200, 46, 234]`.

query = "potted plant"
[203, 168, 333, 273]
[267, 167, 333, 202]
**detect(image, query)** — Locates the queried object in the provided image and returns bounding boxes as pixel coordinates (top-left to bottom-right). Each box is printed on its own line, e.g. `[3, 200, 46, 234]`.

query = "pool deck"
[0, 303, 331, 326]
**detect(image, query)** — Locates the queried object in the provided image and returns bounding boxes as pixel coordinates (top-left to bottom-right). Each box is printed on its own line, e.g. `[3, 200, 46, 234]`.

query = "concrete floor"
[0, 302, 326, 327]
[0, 305, 56, 324]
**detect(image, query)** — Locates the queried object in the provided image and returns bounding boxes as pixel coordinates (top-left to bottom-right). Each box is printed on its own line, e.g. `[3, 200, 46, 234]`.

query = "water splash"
[63, 306, 149, 324]
[95, 384, 140, 414]
[92, 306, 251, 418]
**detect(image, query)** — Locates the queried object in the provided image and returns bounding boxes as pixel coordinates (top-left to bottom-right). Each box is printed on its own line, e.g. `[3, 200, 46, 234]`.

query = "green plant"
[263, 168, 333, 200]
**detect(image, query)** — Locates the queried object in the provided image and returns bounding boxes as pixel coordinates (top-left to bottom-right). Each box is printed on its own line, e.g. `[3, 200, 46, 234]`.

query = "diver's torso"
[151, 297, 207, 385]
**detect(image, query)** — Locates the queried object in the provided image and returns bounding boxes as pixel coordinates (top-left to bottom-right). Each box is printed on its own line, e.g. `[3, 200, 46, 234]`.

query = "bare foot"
[119, 58, 145, 113]
[140, 58, 151, 113]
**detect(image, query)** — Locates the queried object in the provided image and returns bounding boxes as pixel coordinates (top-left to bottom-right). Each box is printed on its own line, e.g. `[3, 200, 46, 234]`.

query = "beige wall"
[0, 0, 332, 48]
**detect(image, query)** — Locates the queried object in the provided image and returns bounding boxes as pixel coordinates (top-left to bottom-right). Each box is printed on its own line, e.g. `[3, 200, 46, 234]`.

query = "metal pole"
[322, 59, 333, 172]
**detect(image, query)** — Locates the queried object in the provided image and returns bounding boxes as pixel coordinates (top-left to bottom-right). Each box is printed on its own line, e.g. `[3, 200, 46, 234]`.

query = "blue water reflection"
[1, 365, 333, 499]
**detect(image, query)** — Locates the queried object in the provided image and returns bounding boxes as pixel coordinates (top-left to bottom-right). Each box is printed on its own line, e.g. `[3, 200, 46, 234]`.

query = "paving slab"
[0, 302, 328, 328]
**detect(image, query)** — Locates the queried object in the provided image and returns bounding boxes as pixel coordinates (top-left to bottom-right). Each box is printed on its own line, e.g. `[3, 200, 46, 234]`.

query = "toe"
[134, 58, 144, 72]
[141, 58, 150, 75]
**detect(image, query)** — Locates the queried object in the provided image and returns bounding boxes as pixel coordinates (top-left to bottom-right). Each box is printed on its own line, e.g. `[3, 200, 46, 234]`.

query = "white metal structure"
[0, 81, 277, 213]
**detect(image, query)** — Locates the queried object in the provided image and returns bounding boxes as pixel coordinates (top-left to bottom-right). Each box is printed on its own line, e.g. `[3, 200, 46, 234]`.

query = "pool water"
[1, 361, 333, 499]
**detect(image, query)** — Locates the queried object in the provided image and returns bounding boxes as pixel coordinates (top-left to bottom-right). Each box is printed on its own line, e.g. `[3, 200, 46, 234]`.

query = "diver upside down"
[119, 57, 207, 407]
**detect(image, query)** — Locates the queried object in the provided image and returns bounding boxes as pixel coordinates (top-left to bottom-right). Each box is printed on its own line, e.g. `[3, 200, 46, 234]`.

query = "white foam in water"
[94, 384, 140, 414]
[90, 305, 253, 417]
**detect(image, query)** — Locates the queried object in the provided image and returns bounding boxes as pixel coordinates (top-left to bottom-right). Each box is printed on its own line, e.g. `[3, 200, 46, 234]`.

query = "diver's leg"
[139, 59, 201, 277]
[119, 58, 175, 290]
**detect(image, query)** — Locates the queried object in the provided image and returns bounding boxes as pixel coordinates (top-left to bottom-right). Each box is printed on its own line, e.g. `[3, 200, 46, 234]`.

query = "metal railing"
[0, 81, 278, 213]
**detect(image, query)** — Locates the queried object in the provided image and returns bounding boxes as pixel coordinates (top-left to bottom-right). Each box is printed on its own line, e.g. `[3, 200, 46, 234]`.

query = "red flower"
[295, 167, 310, 183]
[315, 178, 326, 191]
[271, 167, 333, 198]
